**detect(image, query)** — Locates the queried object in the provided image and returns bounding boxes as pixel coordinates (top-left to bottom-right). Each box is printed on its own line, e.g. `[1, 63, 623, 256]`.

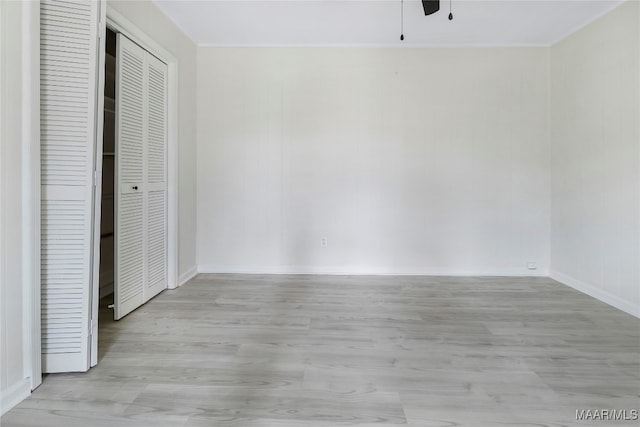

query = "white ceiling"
[153, 0, 625, 47]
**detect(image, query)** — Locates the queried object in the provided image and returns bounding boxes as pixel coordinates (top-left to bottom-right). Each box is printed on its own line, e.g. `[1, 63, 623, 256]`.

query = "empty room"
[0, 0, 639, 426]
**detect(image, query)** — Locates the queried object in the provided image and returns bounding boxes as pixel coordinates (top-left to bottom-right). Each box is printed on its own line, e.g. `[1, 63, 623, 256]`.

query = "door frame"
[88, 5, 179, 366]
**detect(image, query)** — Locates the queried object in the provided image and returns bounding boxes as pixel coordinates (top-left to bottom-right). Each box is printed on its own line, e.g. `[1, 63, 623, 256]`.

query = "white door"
[114, 34, 167, 320]
[144, 53, 168, 301]
[40, 0, 103, 373]
[114, 35, 145, 319]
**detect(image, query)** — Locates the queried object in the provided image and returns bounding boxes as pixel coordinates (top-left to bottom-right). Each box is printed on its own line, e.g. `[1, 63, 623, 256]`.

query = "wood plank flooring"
[2, 274, 639, 426]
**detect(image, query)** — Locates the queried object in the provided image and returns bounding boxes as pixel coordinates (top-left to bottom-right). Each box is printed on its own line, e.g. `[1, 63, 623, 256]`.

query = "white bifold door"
[40, 0, 103, 373]
[40, 0, 168, 373]
[114, 34, 168, 320]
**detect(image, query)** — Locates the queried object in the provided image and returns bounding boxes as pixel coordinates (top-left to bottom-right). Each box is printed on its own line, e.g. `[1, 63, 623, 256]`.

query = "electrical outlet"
[527, 262, 537, 270]
[321, 237, 328, 247]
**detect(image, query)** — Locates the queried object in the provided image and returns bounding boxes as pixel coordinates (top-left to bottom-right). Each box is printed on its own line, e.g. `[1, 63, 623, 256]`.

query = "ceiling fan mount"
[400, 0, 453, 41]
[422, 0, 440, 16]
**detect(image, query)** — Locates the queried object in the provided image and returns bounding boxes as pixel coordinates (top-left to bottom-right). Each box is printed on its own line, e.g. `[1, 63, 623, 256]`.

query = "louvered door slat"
[40, 0, 100, 373]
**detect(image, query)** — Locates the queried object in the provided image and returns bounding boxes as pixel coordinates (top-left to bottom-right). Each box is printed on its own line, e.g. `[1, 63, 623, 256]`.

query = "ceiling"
[153, 0, 625, 47]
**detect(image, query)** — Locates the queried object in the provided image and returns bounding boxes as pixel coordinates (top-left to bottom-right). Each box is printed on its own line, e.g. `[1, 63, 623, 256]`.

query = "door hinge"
[89, 318, 97, 336]
[93, 170, 98, 187]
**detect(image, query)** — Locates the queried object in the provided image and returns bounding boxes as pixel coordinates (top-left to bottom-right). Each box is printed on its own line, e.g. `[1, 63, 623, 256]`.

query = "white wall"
[0, 0, 31, 415]
[197, 48, 550, 275]
[109, 0, 198, 283]
[550, 1, 640, 317]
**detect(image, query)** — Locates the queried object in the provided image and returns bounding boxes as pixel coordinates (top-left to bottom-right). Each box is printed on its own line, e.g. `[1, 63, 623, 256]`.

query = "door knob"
[132, 186, 138, 190]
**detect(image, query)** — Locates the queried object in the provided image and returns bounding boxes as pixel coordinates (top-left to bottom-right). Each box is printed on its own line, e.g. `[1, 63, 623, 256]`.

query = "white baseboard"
[197, 264, 549, 277]
[550, 270, 640, 318]
[178, 265, 198, 286]
[0, 378, 31, 416]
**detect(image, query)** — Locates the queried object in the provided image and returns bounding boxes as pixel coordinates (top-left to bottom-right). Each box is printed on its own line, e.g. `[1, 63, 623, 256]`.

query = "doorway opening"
[96, 27, 118, 361]
[99, 28, 117, 307]
[94, 23, 170, 362]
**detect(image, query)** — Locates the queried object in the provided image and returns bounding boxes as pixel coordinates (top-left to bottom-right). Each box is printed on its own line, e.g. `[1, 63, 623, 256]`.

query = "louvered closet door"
[115, 35, 167, 320]
[144, 53, 168, 301]
[115, 35, 145, 319]
[40, 0, 101, 373]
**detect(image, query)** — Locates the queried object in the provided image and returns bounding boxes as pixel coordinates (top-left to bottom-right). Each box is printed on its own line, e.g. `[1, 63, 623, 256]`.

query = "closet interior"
[99, 28, 117, 304]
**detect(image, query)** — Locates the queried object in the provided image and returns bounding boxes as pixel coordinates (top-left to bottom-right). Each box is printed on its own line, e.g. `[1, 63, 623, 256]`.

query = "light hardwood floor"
[2, 274, 639, 426]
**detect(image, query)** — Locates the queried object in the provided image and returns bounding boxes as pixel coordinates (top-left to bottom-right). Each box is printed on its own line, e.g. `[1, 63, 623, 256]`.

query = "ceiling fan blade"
[422, 0, 440, 16]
